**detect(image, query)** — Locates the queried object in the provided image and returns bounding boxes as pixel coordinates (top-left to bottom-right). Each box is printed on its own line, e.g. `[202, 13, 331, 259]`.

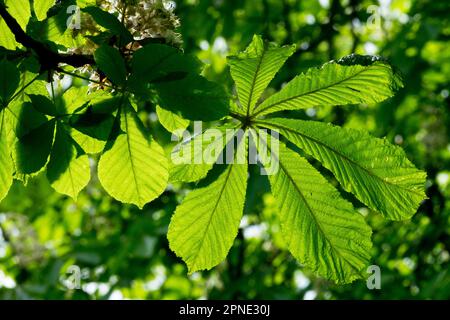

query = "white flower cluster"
[67, 0, 183, 91]
[100, 0, 182, 46]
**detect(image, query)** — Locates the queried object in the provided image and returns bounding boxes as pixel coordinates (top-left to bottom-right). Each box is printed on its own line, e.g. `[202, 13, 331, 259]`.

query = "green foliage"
[0, 0, 446, 300]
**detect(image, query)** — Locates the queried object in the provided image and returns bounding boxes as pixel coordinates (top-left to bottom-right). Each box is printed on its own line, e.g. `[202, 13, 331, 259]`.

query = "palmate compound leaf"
[252, 54, 403, 117]
[228, 35, 296, 115]
[257, 118, 427, 220]
[98, 101, 168, 208]
[46, 123, 90, 200]
[169, 123, 237, 183]
[0, 110, 13, 201]
[168, 136, 248, 273]
[255, 133, 372, 283]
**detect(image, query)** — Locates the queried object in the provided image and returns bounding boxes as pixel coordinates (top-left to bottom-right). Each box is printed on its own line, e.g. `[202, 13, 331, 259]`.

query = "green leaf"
[98, 103, 168, 208]
[65, 91, 118, 154]
[169, 124, 236, 183]
[228, 35, 295, 115]
[94, 45, 127, 86]
[0, 110, 13, 201]
[28, 94, 58, 116]
[253, 54, 403, 117]
[131, 44, 202, 83]
[0, 19, 16, 50]
[0, 0, 31, 49]
[259, 138, 372, 284]
[34, 0, 55, 21]
[156, 105, 189, 137]
[69, 107, 115, 138]
[168, 157, 248, 273]
[5, 0, 31, 30]
[0, 59, 20, 106]
[14, 119, 56, 175]
[58, 86, 90, 114]
[155, 74, 229, 121]
[258, 118, 427, 220]
[82, 6, 133, 45]
[47, 123, 90, 199]
[69, 127, 108, 155]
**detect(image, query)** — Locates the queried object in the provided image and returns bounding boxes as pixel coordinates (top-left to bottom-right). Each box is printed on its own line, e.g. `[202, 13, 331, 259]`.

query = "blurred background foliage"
[0, 0, 449, 299]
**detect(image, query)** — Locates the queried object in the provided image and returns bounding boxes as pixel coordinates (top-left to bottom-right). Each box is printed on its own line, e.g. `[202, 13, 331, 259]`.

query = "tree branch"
[0, 3, 94, 70]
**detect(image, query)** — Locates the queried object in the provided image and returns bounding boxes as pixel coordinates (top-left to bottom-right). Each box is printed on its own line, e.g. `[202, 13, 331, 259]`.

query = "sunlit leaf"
[98, 103, 168, 208]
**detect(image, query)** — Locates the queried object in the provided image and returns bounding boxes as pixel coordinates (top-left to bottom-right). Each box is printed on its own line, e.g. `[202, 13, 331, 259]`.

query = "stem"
[57, 68, 116, 90]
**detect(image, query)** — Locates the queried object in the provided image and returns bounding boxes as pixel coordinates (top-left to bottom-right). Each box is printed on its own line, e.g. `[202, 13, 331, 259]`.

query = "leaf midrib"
[252, 66, 374, 117]
[245, 45, 267, 117]
[123, 109, 142, 206]
[189, 164, 234, 267]
[257, 120, 424, 198]
[275, 155, 362, 275]
[258, 131, 363, 276]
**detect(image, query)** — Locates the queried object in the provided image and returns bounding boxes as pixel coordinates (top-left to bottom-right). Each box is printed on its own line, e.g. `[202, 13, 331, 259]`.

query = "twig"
[0, 3, 94, 70]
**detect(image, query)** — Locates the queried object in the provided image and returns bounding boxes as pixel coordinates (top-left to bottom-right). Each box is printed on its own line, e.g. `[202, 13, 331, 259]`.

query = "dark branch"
[0, 3, 94, 70]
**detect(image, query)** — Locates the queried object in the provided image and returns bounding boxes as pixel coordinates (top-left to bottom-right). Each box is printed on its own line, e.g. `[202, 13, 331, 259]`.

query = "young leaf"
[156, 105, 189, 137]
[228, 35, 295, 115]
[94, 45, 127, 86]
[258, 118, 427, 220]
[155, 74, 229, 121]
[0, 110, 13, 201]
[47, 123, 90, 199]
[14, 119, 56, 174]
[0, 59, 20, 106]
[260, 138, 372, 284]
[253, 55, 403, 117]
[168, 156, 248, 273]
[98, 103, 168, 208]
